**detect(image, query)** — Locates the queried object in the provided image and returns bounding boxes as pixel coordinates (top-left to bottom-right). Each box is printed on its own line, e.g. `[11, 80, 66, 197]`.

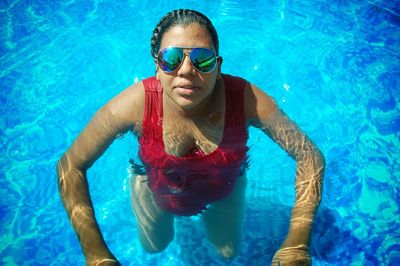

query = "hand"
[271, 245, 311, 266]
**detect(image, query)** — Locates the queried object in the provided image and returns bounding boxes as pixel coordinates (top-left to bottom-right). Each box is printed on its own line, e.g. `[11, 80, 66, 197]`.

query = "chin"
[176, 97, 199, 109]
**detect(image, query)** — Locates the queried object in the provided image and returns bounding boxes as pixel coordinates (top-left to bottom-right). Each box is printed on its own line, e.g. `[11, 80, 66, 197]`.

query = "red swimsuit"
[139, 74, 248, 216]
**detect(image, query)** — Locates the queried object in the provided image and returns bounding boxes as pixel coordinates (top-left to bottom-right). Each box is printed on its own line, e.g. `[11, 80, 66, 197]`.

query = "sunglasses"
[157, 47, 219, 73]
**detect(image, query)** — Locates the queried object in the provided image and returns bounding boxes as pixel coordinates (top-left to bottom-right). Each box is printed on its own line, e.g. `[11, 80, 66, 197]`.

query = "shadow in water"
[174, 203, 362, 265]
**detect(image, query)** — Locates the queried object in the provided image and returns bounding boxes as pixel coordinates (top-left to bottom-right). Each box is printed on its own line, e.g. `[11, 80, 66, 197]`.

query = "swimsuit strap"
[141, 77, 163, 143]
[221, 74, 248, 145]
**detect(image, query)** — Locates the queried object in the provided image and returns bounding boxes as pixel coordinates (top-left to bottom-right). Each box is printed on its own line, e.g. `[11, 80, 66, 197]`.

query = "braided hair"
[150, 9, 219, 59]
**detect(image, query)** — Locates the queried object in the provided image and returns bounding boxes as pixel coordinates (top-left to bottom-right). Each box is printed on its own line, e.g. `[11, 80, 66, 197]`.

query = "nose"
[177, 52, 195, 76]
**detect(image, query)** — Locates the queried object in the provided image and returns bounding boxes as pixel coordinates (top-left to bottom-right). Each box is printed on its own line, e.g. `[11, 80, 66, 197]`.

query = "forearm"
[284, 150, 325, 247]
[57, 156, 114, 260]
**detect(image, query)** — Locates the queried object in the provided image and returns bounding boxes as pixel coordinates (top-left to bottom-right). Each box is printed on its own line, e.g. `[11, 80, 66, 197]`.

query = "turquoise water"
[1, 0, 399, 265]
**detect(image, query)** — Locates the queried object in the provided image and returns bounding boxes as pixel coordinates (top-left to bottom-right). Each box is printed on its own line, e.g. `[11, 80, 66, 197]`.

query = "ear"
[217, 57, 223, 79]
[218, 57, 223, 67]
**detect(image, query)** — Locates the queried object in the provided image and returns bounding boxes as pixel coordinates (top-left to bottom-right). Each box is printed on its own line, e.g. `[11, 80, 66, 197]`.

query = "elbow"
[56, 156, 66, 195]
[56, 154, 87, 195]
[308, 148, 325, 182]
[300, 146, 325, 167]
[56, 154, 75, 196]
[316, 148, 326, 175]
[298, 147, 326, 180]
[314, 148, 325, 169]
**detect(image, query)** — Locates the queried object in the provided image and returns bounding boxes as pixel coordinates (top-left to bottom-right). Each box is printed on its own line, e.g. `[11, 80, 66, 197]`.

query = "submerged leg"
[202, 173, 247, 260]
[130, 174, 175, 253]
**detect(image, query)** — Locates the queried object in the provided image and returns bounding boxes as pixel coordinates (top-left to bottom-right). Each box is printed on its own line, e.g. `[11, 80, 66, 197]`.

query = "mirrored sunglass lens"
[158, 48, 183, 72]
[190, 48, 216, 72]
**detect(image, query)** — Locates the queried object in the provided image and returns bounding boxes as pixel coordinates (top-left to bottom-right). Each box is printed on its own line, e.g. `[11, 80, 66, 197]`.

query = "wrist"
[282, 224, 312, 248]
[83, 243, 114, 261]
[86, 253, 119, 266]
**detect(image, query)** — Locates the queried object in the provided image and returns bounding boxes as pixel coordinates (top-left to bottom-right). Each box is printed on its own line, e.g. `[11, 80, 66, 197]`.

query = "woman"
[57, 9, 325, 266]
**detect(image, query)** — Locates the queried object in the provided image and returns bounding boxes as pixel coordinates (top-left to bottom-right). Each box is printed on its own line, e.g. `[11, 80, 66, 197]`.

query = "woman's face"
[156, 23, 221, 112]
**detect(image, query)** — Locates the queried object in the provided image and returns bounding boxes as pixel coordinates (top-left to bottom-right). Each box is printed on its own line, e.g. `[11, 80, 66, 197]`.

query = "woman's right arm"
[56, 82, 144, 265]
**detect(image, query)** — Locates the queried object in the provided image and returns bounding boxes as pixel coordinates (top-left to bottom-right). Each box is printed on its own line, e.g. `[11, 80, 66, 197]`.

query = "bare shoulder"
[244, 81, 278, 126]
[104, 81, 145, 134]
[59, 81, 145, 170]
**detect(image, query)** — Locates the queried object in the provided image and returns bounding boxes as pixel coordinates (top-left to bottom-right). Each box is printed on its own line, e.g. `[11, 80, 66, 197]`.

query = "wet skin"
[57, 22, 325, 265]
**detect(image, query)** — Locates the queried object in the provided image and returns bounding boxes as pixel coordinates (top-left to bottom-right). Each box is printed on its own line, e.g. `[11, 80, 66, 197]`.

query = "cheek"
[202, 77, 218, 93]
[158, 75, 173, 91]
[206, 72, 219, 87]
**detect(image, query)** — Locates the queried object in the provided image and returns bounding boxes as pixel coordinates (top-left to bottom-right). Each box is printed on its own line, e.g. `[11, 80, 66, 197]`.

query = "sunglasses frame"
[156, 46, 220, 74]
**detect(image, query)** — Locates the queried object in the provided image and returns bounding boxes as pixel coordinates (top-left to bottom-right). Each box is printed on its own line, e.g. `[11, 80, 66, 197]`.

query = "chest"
[162, 113, 225, 157]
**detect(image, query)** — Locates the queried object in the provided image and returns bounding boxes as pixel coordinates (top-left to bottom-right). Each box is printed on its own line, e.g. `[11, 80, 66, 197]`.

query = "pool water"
[1, 0, 399, 265]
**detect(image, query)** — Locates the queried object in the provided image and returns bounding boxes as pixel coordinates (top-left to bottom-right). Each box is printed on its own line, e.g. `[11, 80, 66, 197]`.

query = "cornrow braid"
[150, 9, 219, 59]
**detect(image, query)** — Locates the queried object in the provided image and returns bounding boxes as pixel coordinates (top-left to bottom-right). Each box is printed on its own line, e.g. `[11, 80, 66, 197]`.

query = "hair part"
[150, 9, 219, 59]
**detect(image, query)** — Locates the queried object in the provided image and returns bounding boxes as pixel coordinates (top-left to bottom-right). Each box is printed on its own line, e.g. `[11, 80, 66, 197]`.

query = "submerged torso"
[138, 74, 249, 216]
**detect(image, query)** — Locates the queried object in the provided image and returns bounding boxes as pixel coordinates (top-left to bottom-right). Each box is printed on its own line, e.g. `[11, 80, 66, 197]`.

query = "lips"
[174, 84, 200, 96]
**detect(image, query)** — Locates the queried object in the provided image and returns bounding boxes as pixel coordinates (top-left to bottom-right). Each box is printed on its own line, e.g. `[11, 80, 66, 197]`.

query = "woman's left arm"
[245, 82, 325, 265]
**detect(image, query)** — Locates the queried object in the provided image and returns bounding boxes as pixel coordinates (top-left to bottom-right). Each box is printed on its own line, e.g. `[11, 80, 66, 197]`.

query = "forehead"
[160, 23, 215, 50]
